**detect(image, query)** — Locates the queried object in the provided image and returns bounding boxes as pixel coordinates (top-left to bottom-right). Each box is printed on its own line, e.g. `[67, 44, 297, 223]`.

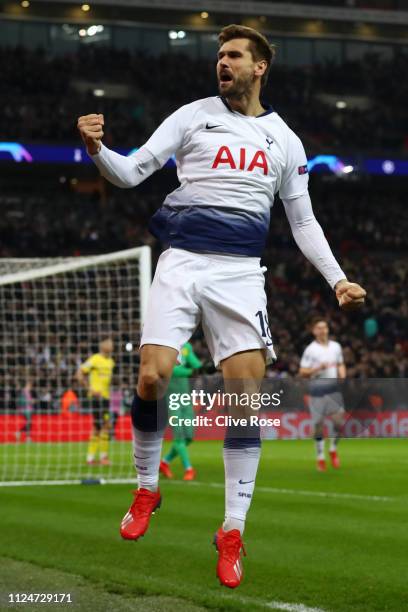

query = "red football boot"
[317, 458, 327, 472]
[120, 488, 161, 540]
[329, 450, 340, 469]
[183, 467, 196, 481]
[214, 527, 246, 588]
[159, 460, 174, 479]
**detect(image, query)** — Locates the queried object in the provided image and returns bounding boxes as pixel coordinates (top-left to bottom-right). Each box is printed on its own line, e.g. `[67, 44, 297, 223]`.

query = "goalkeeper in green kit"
[160, 342, 202, 481]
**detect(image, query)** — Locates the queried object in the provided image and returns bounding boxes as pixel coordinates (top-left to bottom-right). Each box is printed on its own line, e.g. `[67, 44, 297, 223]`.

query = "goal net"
[0, 246, 151, 486]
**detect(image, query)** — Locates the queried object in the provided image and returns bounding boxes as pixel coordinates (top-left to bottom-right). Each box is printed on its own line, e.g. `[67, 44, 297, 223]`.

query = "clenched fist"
[77, 113, 104, 155]
[335, 279, 366, 311]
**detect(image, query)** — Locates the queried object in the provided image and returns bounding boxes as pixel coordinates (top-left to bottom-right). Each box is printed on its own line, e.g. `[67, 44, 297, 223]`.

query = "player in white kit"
[299, 318, 346, 472]
[77, 24, 366, 588]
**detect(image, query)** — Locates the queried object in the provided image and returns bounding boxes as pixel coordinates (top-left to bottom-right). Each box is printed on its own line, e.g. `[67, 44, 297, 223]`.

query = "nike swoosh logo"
[206, 123, 222, 129]
[134, 455, 150, 459]
[238, 479, 254, 485]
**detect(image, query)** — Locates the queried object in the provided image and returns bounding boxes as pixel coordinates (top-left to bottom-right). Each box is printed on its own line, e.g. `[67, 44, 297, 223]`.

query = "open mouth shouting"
[219, 70, 233, 86]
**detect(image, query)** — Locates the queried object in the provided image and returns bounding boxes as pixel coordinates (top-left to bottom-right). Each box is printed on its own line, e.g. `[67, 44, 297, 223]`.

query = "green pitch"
[0, 439, 407, 612]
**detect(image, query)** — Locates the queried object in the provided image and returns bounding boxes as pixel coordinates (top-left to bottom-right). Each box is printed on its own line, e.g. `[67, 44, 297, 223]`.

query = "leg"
[121, 248, 202, 539]
[162, 374, 195, 478]
[120, 344, 178, 541]
[110, 411, 119, 440]
[162, 401, 187, 465]
[174, 439, 191, 469]
[177, 403, 195, 478]
[161, 436, 194, 479]
[160, 420, 179, 479]
[310, 396, 326, 471]
[26, 414, 33, 442]
[132, 344, 178, 490]
[87, 398, 102, 464]
[197, 256, 275, 588]
[313, 419, 326, 471]
[330, 411, 344, 449]
[87, 425, 100, 463]
[99, 401, 112, 464]
[329, 406, 345, 468]
[213, 349, 265, 588]
[221, 349, 266, 535]
[163, 441, 179, 464]
[19, 414, 33, 443]
[137, 344, 177, 400]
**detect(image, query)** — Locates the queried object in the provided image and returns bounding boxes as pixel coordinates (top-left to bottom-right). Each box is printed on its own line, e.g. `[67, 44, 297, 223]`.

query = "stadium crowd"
[0, 172, 406, 400]
[0, 42, 406, 412]
[1, 44, 408, 153]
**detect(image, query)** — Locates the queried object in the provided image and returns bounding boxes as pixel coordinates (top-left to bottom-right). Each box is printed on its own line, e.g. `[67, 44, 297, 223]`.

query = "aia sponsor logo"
[212, 145, 268, 175]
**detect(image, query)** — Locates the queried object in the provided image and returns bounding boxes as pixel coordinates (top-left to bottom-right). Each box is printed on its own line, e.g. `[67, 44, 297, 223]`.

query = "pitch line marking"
[167, 479, 393, 502]
[220, 593, 329, 612]
[0, 478, 397, 502]
[265, 601, 328, 612]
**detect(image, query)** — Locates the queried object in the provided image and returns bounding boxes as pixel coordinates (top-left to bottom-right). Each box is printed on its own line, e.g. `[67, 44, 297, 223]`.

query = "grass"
[0, 439, 407, 611]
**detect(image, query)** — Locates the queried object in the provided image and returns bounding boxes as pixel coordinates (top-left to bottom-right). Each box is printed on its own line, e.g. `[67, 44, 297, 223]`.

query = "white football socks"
[329, 437, 339, 452]
[315, 437, 325, 460]
[223, 446, 261, 535]
[132, 427, 163, 492]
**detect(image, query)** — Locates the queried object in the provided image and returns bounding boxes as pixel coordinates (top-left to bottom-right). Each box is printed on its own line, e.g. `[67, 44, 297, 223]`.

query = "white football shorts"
[140, 247, 277, 366]
[309, 391, 345, 425]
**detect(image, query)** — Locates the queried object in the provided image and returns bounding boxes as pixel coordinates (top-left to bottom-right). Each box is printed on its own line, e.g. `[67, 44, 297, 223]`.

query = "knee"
[140, 368, 161, 389]
[314, 423, 323, 437]
[138, 367, 169, 400]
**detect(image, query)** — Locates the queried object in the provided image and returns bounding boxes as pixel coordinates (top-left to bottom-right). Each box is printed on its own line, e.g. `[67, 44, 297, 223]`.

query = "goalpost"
[0, 246, 151, 486]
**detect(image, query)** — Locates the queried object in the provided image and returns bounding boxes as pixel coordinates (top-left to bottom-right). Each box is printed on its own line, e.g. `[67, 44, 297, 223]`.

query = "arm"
[338, 364, 347, 379]
[90, 144, 161, 189]
[279, 129, 366, 307]
[75, 366, 89, 391]
[77, 103, 194, 188]
[299, 363, 328, 379]
[282, 192, 346, 290]
[299, 346, 328, 378]
[337, 345, 346, 379]
[75, 356, 93, 393]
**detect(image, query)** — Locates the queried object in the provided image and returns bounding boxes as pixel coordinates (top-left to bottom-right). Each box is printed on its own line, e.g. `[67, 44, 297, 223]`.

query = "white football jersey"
[142, 96, 309, 256]
[300, 340, 344, 379]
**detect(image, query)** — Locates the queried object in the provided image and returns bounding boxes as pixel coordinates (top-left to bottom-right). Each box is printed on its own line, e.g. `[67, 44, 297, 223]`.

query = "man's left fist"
[335, 280, 366, 311]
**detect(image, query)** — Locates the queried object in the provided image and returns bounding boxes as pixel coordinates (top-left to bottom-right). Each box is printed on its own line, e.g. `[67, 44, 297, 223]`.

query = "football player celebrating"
[78, 24, 366, 588]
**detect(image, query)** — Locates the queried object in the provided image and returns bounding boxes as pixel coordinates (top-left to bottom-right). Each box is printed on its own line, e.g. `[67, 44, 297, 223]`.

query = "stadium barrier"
[2, 409, 407, 444]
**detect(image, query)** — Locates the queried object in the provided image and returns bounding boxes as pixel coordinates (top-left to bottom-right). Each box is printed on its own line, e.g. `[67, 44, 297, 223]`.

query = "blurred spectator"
[60, 388, 79, 414]
[0, 174, 405, 388]
[15, 381, 34, 442]
[0, 43, 406, 399]
[0, 45, 408, 152]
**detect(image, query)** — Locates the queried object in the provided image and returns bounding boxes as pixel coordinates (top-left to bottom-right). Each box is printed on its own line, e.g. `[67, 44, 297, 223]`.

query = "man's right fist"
[77, 113, 104, 155]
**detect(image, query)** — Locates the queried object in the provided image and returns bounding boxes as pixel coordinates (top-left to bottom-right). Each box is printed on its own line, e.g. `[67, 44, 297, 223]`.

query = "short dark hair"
[218, 24, 276, 88]
[310, 317, 328, 329]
